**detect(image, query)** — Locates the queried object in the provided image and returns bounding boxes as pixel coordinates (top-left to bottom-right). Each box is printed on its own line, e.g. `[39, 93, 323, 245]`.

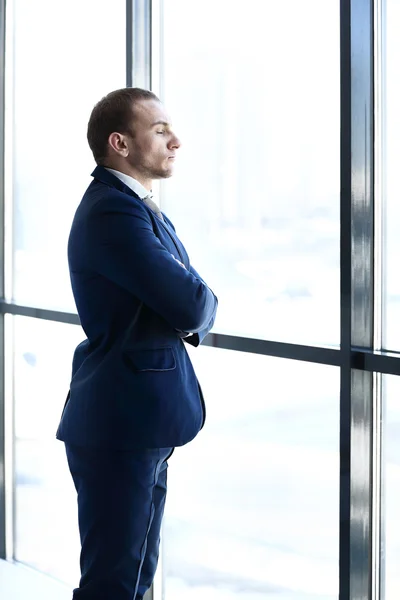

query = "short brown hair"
[87, 87, 160, 165]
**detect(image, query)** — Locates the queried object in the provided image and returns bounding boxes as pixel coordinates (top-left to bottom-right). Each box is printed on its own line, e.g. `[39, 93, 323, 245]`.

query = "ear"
[108, 132, 129, 157]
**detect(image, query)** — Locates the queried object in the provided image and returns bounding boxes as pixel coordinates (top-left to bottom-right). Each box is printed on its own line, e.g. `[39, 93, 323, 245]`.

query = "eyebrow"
[151, 120, 171, 128]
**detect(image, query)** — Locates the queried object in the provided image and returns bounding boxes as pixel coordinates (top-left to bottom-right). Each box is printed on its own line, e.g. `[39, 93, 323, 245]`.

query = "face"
[108, 99, 181, 188]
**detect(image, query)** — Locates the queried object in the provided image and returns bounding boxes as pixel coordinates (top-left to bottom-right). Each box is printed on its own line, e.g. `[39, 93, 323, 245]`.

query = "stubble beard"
[150, 166, 173, 180]
[141, 159, 174, 181]
[129, 154, 173, 182]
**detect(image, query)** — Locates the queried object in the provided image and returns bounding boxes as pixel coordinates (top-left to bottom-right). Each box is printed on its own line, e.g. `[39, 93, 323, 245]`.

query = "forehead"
[132, 99, 170, 126]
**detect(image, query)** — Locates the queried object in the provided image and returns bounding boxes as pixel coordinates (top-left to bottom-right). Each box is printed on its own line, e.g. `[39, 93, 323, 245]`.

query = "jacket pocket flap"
[124, 347, 176, 372]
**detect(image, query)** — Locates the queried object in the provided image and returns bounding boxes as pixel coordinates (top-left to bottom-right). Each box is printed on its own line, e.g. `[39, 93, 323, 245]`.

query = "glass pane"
[159, 0, 340, 346]
[13, 316, 84, 585]
[383, 375, 400, 599]
[163, 346, 339, 600]
[383, 0, 400, 350]
[9, 0, 126, 311]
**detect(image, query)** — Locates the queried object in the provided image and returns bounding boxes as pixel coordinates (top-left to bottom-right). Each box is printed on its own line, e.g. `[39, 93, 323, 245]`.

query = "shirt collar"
[105, 168, 151, 200]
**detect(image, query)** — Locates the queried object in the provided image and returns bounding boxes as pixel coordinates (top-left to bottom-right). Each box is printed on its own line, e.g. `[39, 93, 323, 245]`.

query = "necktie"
[142, 195, 164, 221]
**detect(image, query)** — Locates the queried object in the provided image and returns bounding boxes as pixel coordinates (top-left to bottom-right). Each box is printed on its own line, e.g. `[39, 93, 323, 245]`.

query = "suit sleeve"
[87, 198, 218, 334]
[182, 265, 218, 347]
[162, 214, 218, 346]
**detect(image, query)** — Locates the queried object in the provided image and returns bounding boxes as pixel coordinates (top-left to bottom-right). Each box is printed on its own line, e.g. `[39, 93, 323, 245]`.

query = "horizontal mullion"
[203, 333, 341, 366]
[352, 348, 400, 376]
[4, 302, 400, 375]
[0, 302, 80, 326]
[0, 301, 341, 365]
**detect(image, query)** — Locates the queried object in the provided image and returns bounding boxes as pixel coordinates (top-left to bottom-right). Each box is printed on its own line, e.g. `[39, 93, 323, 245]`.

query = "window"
[13, 316, 83, 584]
[163, 346, 339, 600]
[383, 0, 400, 351]
[159, 0, 340, 346]
[383, 375, 400, 599]
[0, 1, 398, 598]
[8, 0, 126, 312]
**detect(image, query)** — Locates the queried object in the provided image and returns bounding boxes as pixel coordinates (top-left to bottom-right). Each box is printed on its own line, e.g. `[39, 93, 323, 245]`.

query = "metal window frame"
[0, 0, 397, 598]
[128, 0, 151, 89]
[0, 0, 6, 563]
[340, 2, 375, 599]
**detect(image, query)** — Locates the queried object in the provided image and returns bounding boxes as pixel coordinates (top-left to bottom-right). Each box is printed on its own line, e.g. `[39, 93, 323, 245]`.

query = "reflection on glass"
[383, 0, 400, 350]
[163, 346, 339, 600]
[9, 0, 126, 311]
[13, 316, 84, 584]
[159, 0, 340, 346]
[383, 375, 400, 599]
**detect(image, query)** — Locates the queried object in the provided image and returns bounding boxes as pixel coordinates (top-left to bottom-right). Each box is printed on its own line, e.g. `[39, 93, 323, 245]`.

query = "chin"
[153, 169, 173, 180]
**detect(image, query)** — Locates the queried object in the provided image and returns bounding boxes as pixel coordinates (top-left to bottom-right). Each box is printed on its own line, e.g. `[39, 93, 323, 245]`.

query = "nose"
[169, 133, 181, 150]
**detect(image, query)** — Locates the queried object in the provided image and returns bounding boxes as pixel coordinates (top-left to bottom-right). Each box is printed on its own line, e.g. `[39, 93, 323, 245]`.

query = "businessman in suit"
[56, 87, 218, 600]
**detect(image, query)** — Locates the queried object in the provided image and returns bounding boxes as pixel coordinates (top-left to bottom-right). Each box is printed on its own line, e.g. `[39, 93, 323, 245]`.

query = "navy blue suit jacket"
[56, 166, 218, 450]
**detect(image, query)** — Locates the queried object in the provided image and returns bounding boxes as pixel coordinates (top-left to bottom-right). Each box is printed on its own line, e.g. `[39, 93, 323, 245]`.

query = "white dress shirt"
[105, 168, 151, 200]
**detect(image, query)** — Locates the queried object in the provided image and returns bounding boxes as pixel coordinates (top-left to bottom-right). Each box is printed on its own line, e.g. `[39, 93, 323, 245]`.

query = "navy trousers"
[65, 444, 174, 600]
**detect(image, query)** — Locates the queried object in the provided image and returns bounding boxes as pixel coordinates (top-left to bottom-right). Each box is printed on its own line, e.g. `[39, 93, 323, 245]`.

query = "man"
[56, 87, 218, 600]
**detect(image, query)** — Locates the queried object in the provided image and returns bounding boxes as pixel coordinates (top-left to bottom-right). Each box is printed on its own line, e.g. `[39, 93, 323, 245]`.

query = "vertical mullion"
[126, 0, 133, 87]
[340, 0, 353, 596]
[350, 1, 375, 598]
[0, 0, 6, 561]
[130, 0, 151, 89]
[373, 0, 385, 597]
[341, 0, 376, 599]
[375, 0, 387, 598]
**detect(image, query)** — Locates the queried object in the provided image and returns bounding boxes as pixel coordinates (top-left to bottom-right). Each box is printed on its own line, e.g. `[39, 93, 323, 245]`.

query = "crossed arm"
[87, 197, 218, 345]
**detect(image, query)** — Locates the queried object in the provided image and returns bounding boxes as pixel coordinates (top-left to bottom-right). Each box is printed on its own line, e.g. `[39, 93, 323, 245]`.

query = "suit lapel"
[158, 219, 190, 269]
[91, 166, 190, 269]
